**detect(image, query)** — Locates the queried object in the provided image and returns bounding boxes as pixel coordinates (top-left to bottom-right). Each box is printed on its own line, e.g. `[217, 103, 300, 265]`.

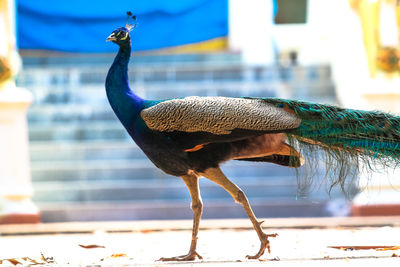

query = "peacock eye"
[120, 32, 128, 40]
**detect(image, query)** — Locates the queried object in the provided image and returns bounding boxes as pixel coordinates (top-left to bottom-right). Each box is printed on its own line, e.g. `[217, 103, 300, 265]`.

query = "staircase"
[17, 53, 349, 222]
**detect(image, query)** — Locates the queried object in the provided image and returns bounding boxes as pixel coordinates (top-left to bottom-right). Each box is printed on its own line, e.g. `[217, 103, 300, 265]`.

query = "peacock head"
[106, 11, 136, 46]
[106, 27, 131, 46]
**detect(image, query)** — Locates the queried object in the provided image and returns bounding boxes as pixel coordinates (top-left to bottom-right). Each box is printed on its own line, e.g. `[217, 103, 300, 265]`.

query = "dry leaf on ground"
[78, 244, 106, 249]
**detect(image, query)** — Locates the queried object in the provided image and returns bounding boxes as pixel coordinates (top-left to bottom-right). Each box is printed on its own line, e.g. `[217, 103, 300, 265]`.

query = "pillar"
[328, 0, 400, 216]
[0, 0, 39, 224]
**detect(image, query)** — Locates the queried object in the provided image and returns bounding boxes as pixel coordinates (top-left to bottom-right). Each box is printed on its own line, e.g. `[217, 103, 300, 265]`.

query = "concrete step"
[31, 177, 299, 203]
[24, 82, 332, 109]
[29, 141, 141, 162]
[36, 198, 329, 222]
[31, 158, 163, 182]
[19, 64, 269, 87]
[28, 122, 129, 142]
[27, 104, 117, 124]
[18, 64, 330, 86]
[20, 52, 242, 68]
[30, 158, 298, 182]
[18, 64, 333, 106]
[25, 82, 283, 106]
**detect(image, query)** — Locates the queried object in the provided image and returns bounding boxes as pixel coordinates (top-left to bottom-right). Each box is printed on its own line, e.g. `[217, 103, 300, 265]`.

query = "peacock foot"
[158, 251, 203, 262]
[246, 233, 278, 259]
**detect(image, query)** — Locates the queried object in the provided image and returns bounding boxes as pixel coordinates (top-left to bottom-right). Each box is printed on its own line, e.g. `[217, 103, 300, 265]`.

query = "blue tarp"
[17, 0, 228, 53]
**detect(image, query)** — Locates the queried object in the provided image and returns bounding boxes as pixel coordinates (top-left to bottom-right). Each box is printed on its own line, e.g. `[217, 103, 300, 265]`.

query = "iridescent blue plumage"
[105, 27, 144, 128]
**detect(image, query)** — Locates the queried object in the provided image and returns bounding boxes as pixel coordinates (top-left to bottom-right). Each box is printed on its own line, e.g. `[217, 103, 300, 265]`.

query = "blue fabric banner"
[17, 0, 228, 53]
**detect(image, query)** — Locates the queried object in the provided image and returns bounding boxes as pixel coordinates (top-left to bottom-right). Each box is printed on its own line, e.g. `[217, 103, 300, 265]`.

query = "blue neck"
[105, 43, 144, 127]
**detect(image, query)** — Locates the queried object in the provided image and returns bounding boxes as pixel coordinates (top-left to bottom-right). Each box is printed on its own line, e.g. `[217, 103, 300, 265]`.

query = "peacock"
[105, 13, 400, 261]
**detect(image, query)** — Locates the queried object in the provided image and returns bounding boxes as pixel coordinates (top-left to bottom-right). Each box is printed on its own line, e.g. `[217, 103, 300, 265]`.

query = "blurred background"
[0, 0, 399, 223]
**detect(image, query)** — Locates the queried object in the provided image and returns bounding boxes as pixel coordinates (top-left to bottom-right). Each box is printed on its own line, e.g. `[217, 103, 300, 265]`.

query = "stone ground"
[0, 217, 399, 266]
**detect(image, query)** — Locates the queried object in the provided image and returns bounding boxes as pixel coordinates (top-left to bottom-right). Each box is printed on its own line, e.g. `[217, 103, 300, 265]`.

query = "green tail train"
[261, 98, 400, 190]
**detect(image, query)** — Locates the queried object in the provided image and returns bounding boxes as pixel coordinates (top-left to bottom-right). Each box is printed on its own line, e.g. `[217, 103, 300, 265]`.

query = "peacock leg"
[159, 173, 203, 261]
[201, 167, 278, 259]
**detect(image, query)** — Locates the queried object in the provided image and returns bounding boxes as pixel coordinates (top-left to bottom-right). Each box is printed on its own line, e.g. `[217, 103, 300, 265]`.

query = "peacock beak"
[106, 33, 117, 42]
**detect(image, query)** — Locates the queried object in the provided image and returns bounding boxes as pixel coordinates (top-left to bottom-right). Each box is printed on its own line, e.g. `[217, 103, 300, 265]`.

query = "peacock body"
[105, 17, 400, 261]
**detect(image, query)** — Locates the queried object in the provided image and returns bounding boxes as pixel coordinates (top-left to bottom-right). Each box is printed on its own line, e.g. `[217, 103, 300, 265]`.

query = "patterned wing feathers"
[141, 96, 301, 135]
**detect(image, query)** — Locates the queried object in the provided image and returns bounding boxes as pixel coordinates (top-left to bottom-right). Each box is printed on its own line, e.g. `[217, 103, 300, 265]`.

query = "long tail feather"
[260, 98, 400, 191]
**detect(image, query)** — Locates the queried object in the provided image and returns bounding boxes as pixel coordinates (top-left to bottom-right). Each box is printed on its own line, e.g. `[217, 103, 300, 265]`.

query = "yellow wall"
[351, 0, 400, 77]
[0, 0, 14, 88]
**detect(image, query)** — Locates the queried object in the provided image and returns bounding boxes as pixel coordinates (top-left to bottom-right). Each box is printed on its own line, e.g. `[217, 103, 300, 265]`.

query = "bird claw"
[158, 251, 203, 262]
[246, 233, 278, 259]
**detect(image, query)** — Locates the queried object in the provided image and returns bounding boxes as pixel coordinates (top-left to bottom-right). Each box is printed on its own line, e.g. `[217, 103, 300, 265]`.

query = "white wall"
[229, 0, 339, 66]
[229, 0, 275, 66]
